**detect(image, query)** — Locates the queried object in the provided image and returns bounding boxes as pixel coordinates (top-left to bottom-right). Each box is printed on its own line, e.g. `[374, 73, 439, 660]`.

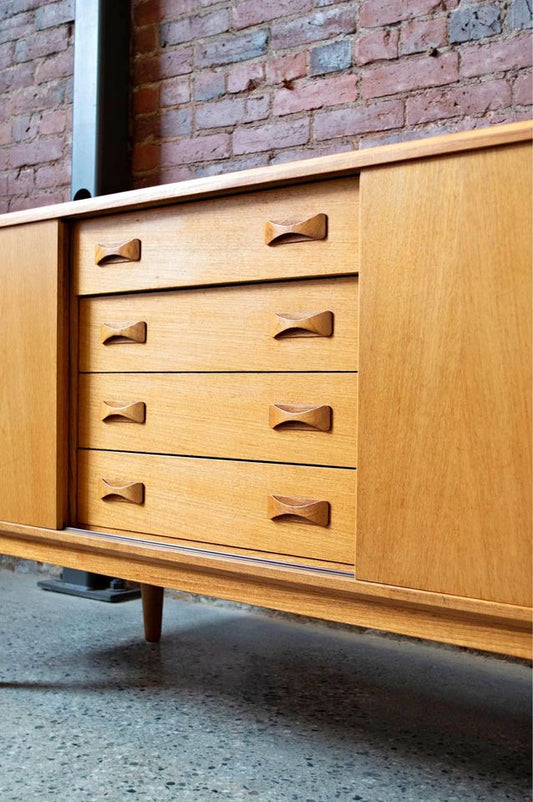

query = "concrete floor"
[0, 569, 530, 802]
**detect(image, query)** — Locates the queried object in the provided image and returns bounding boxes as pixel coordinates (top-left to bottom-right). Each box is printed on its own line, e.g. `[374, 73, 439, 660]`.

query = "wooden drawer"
[77, 450, 356, 563]
[73, 179, 359, 295]
[78, 372, 357, 467]
[79, 277, 358, 372]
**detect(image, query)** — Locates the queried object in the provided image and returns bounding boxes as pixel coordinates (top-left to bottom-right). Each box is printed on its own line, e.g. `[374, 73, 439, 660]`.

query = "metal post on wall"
[71, 0, 131, 199]
[39, 0, 138, 602]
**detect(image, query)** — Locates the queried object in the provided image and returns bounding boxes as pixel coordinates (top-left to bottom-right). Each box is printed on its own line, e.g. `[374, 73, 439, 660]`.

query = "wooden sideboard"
[0, 121, 531, 657]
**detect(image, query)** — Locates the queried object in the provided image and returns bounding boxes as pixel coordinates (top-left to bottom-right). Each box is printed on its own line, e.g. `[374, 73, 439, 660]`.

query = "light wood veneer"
[0, 122, 530, 658]
[78, 277, 358, 373]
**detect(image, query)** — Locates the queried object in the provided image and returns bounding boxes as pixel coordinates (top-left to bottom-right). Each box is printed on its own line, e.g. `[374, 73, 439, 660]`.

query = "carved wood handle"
[269, 404, 332, 431]
[273, 311, 333, 338]
[265, 213, 327, 246]
[101, 400, 146, 423]
[100, 321, 147, 345]
[268, 495, 330, 526]
[100, 479, 145, 505]
[95, 238, 141, 265]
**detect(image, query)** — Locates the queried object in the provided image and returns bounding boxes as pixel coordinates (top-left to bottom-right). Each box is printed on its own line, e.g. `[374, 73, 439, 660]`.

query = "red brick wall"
[0, 0, 531, 211]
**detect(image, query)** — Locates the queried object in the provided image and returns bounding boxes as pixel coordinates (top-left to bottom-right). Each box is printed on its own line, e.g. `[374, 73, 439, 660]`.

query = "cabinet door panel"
[0, 221, 67, 528]
[357, 144, 532, 606]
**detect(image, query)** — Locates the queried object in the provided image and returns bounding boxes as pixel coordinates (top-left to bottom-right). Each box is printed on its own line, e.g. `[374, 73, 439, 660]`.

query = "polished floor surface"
[0, 568, 531, 802]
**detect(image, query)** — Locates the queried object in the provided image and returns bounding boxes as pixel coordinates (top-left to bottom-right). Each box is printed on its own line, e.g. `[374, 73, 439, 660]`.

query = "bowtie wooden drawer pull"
[95, 238, 141, 265]
[265, 213, 327, 246]
[272, 310, 333, 338]
[268, 495, 330, 527]
[101, 400, 146, 424]
[100, 321, 147, 345]
[269, 404, 332, 431]
[100, 479, 145, 505]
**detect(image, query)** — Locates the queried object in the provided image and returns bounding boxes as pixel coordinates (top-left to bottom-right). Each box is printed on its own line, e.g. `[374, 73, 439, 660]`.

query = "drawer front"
[79, 277, 358, 372]
[78, 373, 358, 467]
[73, 179, 359, 295]
[77, 450, 356, 564]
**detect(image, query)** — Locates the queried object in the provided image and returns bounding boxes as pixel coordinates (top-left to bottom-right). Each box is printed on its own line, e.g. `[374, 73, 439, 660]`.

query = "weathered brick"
[160, 9, 229, 47]
[135, 47, 193, 84]
[160, 107, 193, 138]
[270, 141, 353, 164]
[233, 118, 309, 154]
[134, 25, 158, 55]
[362, 51, 459, 98]
[0, 62, 34, 95]
[195, 30, 268, 68]
[508, 0, 533, 30]
[274, 74, 357, 116]
[161, 77, 191, 107]
[40, 109, 67, 135]
[11, 0, 45, 12]
[35, 0, 74, 30]
[15, 28, 69, 63]
[8, 167, 34, 196]
[407, 79, 512, 123]
[0, 122, 12, 146]
[35, 161, 70, 189]
[195, 70, 226, 101]
[315, 99, 404, 139]
[514, 70, 533, 104]
[450, 5, 501, 44]
[133, 1, 161, 27]
[195, 153, 268, 178]
[359, 0, 442, 28]
[267, 52, 307, 84]
[133, 86, 160, 116]
[161, 132, 231, 165]
[271, 6, 356, 49]
[11, 113, 38, 141]
[400, 17, 447, 55]
[227, 62, 265, 93]
[310, 39, 352, 75]
[159, 0, 198, 19]
[134, 114, 160, 143]
[132, 142, 159, 172]
[0, 42, 14, 71]
[9, 135, 64, 168]
[461, 35, 532, 77]
[159, 165, 196, 184]
[11, 82, 68, 114]
[196, 94, 269, 128]
[34, 49, 73, 84]
[233, 0, 312, 31]
[0, 12, 33, 45]
[355, 29, 399, 65]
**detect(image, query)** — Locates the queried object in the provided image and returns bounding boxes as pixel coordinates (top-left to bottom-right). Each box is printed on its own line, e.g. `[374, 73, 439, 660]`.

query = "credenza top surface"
[0, 120, 531, 230]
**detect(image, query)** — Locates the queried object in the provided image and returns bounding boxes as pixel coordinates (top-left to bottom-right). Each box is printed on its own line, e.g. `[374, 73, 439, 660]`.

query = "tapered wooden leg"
[141, 584, 164, 643]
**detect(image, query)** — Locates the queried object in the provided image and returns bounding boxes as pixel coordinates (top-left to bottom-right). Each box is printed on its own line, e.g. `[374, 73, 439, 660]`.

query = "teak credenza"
[0, 121, 531, 657]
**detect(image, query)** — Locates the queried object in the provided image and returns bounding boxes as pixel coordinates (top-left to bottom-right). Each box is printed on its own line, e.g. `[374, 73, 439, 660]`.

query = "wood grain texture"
[79, 373, 357, 467]
[100, 320, 146, 345]
[141, 584, 164, 643]
[95, 238, 141, 266]
[74, 179, 358, 295]
[0, 221, 67, 528]
[267, 496, 330, 526]
[99, 479, 145, 505]
[357, 143, 532, 606]
[77, 450, 356, 563]
[79, 277, 358, 373]
[0, 121, 529, 231]
[265, 212, 327, 245]
[0, 522, 529, 657]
